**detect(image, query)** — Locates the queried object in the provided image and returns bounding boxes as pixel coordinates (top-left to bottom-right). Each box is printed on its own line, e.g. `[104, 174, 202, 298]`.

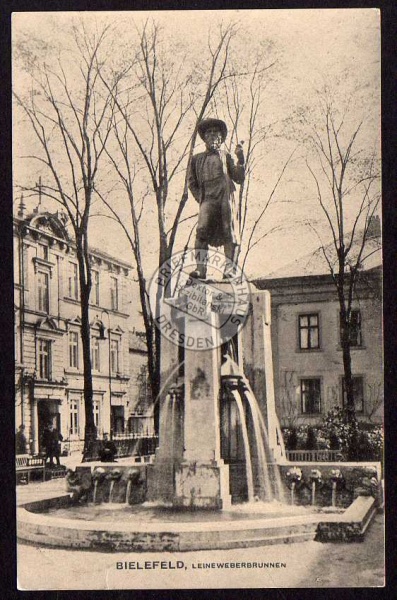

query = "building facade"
[14, 208, 140, 454]
[127, 330, 154, 437]
[253, 260, 383, 429]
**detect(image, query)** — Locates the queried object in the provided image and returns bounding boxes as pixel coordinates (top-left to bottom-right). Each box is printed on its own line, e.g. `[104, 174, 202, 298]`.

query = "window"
[110, 339, 120, 374]
[68, 262, 79, 300]
[68, 331, 79, 368]
[91, 336, 100, 371]
[110, 276, 119, 311]
[23, 245, 31, 307]
[37, 243, 49, 261]
[93, 399, 100, 429]
[342, 376, 364, 413]
[340, 310, 362, 347]
[112, 405, 125, 434]
[70, 399, 79, 435]
[300, 378, 321, 414]
[92, 270, 100, 306]
[299, 314, 320, 349]
[38, 339, 51, 379]
[37, 271, 49, 313]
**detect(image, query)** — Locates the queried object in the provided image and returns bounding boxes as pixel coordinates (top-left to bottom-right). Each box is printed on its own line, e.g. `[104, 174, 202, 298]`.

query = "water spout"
[107, 469, 122, 503]
[310, 469, 322, 506]
[92, 467, 106, 504]
[286, 467, 302, 506]
[125, 469, 140, 505]
[330, 469, 343, 508]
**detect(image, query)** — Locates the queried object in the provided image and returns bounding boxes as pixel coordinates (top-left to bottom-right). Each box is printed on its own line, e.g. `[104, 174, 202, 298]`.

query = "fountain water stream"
[93, 480, 99, 504]
[125, 480, 132, 505]
[241, 378, 286, 503]
[171, 392, 176, 458]
[221, 356, 286, 503]
[242, 387, 273, 500]
[230, 389, 255, 502]
[162, 393, 172, 441]
[311, 481, 316, 506]
[331, 481, 337, 507]
[109, 480, 115, 503]
[291, 481, 296, 505]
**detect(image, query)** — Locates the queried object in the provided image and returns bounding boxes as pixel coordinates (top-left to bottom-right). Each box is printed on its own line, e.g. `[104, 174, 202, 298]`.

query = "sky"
[12, 9, 381, 280]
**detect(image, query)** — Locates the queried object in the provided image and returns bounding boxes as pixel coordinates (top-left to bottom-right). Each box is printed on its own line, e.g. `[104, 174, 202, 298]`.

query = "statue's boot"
[223, 242, 239, 279]
[189, 242, 208, 279]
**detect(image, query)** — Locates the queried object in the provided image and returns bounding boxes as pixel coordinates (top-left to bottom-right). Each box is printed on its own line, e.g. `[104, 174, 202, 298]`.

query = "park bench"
[16, 454, 46, 484]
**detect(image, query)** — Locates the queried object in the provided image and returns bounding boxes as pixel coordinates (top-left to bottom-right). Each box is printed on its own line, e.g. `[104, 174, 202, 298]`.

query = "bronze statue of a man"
[188, 118, 245, 279]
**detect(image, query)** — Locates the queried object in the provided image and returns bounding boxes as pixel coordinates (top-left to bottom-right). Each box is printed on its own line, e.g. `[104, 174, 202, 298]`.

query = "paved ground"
[16, 454, 385, 591]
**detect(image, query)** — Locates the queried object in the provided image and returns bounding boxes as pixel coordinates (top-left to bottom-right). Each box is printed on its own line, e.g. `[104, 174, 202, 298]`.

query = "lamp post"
[98, 308, 113, 440]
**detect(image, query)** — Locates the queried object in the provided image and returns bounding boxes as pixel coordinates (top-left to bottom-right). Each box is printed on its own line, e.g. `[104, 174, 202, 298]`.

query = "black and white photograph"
[12, 8, 384, 590]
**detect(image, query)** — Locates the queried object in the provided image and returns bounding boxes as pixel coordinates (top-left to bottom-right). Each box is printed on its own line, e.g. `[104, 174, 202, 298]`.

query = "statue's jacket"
[188, 150, 245, 247]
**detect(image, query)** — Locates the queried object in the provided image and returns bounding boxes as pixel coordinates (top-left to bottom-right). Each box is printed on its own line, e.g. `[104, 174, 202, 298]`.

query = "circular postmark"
[148, 248, 251, 351]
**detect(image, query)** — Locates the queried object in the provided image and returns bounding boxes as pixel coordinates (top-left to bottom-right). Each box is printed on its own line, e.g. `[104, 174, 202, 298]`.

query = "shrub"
[282, 415, 383, 461]
[321, 407, 351, 455]
[282, 427, 298, 450]
[321, 407, 383, 461]
[357, 431, 374, 460]
[305, 426, 318, 450]
[329, 431, 340, 450]
[363, 426, 383, 461]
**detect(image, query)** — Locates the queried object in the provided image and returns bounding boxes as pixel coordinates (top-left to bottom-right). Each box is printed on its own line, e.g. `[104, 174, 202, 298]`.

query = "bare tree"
[278, 370, 299, 429]
[304, 88, 380, 452]
[365, 381, 383, 423]
[14, 24, 117, 456]
[214, 53, 297, 272]
[95, 21, 241, 420]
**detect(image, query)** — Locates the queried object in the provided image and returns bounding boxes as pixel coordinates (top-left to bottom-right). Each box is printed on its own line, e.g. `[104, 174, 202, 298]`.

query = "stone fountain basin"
[17, 494, 378, 551]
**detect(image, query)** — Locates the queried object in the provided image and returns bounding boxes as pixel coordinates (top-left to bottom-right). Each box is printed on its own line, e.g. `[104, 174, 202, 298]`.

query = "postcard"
[13, 8, 384, 590]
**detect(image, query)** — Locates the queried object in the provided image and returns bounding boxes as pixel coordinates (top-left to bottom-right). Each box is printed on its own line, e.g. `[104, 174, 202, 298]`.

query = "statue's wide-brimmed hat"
[198, 118, 228, 142]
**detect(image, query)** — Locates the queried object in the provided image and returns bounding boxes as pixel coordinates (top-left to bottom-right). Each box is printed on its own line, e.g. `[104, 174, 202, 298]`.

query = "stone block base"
[315, 496, 378, 543]
[146, 461, 175, 504]
[173, 461, 231, 509]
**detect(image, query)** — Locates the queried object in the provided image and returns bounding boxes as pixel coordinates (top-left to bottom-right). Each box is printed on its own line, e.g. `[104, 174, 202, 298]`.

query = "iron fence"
[285, 449, 344, 462]
[113, 434, 159, 458]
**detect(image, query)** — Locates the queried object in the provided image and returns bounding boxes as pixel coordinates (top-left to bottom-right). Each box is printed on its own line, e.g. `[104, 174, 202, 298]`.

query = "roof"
[253, 233, 382, 283]
[129, 331, 148, 353]
[14, 212, 133, 271]
[89, 246, 133, 270]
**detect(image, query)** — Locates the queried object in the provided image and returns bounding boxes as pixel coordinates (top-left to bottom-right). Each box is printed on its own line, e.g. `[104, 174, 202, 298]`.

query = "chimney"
[33, 176, 43, 214]
[17, 194, 26, 218]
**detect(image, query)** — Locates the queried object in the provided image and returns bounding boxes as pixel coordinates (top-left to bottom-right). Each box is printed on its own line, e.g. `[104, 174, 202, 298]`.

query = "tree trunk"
[340, 316, 359, 459]
[340, 328, 355, 422]
[132, 244, 160, 431]
[75, 238, 96, 458]
[153, 324, 162, 434]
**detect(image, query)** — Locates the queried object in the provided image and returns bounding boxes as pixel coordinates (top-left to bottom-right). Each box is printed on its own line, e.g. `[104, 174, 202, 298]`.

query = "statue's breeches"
[196, 197, 234, 247]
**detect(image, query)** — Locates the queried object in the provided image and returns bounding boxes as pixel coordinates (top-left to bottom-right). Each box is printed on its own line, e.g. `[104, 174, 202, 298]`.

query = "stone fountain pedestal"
[173, 311, 231, 509]
[147, 280, 248, 509]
